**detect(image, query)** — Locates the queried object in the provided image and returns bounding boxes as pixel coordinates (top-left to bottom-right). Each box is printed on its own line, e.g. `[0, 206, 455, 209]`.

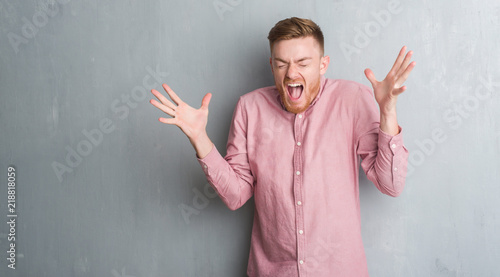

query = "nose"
[286, 64, 300, 80]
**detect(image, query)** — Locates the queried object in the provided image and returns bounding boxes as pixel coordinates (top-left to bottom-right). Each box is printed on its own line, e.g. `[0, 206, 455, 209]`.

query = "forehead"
[271, 36, 321, 59]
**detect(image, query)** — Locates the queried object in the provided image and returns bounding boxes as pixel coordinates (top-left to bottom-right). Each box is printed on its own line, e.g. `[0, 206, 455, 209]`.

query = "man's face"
[270, 36, 329, 114]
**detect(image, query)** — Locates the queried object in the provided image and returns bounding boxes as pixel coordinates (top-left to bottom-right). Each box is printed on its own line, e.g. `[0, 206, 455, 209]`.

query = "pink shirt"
[196, 75, 409, 276]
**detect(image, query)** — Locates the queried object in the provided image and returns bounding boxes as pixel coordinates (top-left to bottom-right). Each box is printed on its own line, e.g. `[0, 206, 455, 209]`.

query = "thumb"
[393, 85, 407, 96]
[201, 93, 212, 110]
[364, 68, 377, 87]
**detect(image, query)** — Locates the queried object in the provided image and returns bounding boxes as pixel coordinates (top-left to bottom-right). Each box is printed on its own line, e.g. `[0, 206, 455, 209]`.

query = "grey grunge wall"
[1, 0, 499, 276]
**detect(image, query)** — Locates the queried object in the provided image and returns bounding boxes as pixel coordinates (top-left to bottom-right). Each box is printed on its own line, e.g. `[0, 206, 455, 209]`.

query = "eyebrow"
[274, 57, 313, 63]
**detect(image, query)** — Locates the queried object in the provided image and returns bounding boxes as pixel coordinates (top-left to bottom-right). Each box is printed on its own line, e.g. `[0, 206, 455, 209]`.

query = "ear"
[320, 55, 330, 75]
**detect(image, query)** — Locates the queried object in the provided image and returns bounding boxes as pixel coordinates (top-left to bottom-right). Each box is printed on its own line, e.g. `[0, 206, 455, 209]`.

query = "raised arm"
[356, 46, 415, 197]
[150, 85, 254, 210]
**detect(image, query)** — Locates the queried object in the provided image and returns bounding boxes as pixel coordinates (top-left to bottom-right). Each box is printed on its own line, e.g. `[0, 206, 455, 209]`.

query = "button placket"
[293, 112, 306, 274]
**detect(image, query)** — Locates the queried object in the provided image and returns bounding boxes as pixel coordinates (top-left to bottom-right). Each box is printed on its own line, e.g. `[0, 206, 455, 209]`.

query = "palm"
[372, 76, 400, 111]
[150, 84, 212, 141]
[173, 101, 208, 138]
[364, 46, 416, 113]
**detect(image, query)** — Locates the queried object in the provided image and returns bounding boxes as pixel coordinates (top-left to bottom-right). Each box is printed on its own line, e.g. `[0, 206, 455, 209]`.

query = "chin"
[285, 102, 308, 114]
[278, 92, 309, 114]
[276, 76, 321, 114]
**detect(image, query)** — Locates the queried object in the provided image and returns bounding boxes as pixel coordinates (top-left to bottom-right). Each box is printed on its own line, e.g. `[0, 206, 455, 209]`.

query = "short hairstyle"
[267, 17, 324, 56]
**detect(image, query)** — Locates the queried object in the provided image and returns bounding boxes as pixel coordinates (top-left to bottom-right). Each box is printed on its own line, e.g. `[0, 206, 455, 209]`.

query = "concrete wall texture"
[1, 0, 499, 276]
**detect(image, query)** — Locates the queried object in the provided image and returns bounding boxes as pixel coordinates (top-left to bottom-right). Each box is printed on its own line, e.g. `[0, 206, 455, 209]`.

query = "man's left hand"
[364, 46, 416, 116]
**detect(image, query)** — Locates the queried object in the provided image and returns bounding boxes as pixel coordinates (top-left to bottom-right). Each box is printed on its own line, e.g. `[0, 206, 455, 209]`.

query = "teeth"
[287, 83, 302, 87]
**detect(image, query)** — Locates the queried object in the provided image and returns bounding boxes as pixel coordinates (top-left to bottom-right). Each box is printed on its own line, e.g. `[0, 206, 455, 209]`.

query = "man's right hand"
[150, 84, 214, 158]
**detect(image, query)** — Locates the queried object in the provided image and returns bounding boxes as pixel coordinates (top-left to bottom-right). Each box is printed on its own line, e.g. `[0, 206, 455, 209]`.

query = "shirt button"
[296, 171, 300, 175]
[394, 167, 398, 171]
[297, 201, 302, 205]
[299, 230, 303, 234]
[391, 143, 397, 149]
[203, 164, 207, 169]
[299, 260, 304, 265]
[298, 114, 303, 118]
[297, 141, 301, 146]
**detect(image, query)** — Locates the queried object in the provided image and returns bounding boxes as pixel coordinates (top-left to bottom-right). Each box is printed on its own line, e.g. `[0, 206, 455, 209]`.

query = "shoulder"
[320, 78, 373, 106]
[324, 78, 372, 95]
[236, 84, 282, 111]
[240, 84, 278, 101]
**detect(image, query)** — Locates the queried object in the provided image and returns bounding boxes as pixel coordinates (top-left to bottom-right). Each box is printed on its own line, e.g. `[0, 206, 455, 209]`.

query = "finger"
[395, 50, 413, 78]
[150, 99, 176, 117]
[395, 61, 416, 87]
[393, 85, 407, 96]
[151, 89, 176, 110]
[388, 46, 407, 76]
[159, 117, 178, 125]
[364, 68, 378, 87]
[163, 84, 183, 105]
[201, 93, 212, 110]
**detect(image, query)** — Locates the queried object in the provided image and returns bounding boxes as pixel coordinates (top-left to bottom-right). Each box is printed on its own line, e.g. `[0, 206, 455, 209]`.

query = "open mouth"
[286, 83, 304, 102]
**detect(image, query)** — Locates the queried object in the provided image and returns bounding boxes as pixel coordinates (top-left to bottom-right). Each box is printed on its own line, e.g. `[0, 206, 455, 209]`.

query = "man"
[150, 17, 414, 276]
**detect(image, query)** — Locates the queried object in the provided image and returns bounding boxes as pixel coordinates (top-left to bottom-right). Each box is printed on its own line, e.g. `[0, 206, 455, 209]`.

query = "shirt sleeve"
[195, 97, 255, 210]
[354, 85, 409, 197]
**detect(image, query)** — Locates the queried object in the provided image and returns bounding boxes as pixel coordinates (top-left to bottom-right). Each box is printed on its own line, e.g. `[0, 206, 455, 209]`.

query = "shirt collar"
[276, 74, 327, 113]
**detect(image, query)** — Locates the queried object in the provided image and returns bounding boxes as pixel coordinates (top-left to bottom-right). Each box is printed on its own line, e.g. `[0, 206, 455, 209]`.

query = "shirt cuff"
[196, 143, 226, 177]
[378, 125, 405, 155]
[378, 125, 408, 190]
